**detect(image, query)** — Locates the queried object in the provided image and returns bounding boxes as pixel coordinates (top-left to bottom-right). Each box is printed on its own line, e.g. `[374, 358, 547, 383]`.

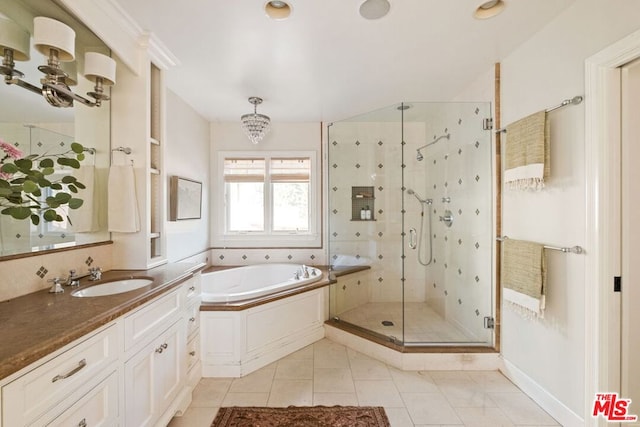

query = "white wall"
[209, 122, 326, 265]
[496, 0, 640, 424]
[165, 89, 210, 262]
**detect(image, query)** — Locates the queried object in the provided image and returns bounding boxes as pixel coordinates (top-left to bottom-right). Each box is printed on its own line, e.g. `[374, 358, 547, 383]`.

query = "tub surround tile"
[0, 261, 205, 381]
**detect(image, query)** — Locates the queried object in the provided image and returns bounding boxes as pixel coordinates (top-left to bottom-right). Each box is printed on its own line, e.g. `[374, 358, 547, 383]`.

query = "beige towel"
[504, 110, 550, 190]
[70, 165, 99, 232]
[502, 239, 547, 318]
[107, 165, 140, 233]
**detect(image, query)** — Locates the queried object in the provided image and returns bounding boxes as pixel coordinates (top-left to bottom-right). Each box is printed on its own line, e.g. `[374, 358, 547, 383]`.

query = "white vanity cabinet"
[1, 325, 119, 426]
[124, 320, 184, 427]
[0, 270, 204, 427]
[122, 273, 202, 426]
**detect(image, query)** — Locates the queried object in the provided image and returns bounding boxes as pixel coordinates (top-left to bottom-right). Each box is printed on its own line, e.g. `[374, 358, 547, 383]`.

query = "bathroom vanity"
[0, 262, 204, 427]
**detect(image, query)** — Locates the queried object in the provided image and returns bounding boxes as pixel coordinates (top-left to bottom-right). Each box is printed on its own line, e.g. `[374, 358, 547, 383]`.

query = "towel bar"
[496, 236, 583, 254]
[495, 95, 583, 133]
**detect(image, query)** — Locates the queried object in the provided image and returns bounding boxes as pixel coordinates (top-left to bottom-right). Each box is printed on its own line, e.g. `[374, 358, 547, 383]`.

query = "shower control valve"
[439, 210, 454, 228]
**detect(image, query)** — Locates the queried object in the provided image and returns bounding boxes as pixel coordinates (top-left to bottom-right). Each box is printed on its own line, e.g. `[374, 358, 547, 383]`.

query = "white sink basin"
[72, 278, 154, 297]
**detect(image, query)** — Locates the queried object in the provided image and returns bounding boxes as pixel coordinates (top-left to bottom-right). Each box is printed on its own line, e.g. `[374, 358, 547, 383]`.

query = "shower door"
[402, 102, 494, 346]
[327, 101, 495, 347]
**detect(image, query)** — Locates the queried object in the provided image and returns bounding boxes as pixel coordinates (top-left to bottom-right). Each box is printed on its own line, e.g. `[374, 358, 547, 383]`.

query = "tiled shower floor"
[337, 302, 480, 343]
[168, 338, 560, 427]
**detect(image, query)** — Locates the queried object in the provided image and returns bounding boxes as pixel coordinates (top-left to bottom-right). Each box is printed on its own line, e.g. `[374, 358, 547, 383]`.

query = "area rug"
[211, 405, 390, 427]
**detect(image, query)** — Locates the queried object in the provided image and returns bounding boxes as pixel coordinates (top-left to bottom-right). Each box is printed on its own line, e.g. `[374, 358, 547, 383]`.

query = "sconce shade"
[33, 17, 75, 61]
[0, 18, 30, 61]
[84, 52, 116, 85]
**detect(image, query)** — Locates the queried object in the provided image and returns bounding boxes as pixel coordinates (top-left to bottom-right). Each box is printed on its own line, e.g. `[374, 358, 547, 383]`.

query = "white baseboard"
[501, 358, 584, 427]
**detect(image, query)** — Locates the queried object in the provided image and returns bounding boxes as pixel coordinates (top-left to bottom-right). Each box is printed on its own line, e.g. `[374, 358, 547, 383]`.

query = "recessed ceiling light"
[265, 0, 292, 20]
[359, 0, 391, 20]
[474, 0, 505, 19]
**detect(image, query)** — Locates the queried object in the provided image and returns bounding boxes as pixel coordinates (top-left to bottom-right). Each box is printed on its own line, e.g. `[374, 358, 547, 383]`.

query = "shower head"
[415, 133, 451, 161]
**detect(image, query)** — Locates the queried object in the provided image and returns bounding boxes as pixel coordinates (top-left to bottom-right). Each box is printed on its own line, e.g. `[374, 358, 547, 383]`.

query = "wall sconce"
[0, 16, 115, 108]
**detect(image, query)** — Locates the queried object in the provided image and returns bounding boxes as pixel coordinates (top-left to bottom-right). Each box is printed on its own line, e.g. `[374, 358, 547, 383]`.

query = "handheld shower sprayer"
[406, 188, 432, 205]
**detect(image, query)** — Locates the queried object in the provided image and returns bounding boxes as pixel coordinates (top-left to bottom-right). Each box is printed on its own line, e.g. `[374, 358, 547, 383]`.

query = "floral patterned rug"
[211, 406, 390, 427]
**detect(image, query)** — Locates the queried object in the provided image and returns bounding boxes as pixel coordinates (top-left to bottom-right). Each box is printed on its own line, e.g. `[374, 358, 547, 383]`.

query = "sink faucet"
[66, 270, 80, 287]
[88, 267, 102, 281]
[302, 265, 309, 279]
[47, 277, 64, 293]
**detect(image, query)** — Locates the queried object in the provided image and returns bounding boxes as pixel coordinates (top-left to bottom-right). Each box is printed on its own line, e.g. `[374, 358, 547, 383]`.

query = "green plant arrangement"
[0, 137, 85, 226]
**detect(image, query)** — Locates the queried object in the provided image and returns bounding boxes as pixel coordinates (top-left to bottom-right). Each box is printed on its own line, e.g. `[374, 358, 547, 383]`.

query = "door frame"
[585, 29, 640, 426]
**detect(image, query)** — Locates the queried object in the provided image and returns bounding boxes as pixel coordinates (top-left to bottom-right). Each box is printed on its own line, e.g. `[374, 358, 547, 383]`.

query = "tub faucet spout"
[302, 265, 310, 279]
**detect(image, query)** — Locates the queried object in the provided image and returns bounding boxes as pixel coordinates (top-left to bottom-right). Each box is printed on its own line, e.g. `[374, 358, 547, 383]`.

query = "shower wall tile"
[329, 102, 493, 342]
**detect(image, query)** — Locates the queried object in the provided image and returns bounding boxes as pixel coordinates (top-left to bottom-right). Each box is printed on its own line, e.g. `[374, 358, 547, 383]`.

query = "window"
[217, 151, 319, 247]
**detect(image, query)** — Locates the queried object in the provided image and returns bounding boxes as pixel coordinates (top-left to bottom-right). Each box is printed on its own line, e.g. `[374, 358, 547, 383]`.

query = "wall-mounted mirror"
[0, 0, 111, 257]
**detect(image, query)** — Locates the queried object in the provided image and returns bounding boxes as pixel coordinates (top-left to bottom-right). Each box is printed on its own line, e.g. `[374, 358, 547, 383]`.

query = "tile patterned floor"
[168, 339, 560, 427]
[337, 302, 480, 343]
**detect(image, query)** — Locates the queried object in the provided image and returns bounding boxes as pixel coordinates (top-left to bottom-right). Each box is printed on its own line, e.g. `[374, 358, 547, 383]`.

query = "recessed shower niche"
[351, 186, 375, 221]
[327, 101, 495, 348]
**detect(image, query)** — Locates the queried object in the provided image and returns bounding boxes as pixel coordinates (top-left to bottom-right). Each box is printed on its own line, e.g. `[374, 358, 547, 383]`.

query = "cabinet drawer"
[184, 275, 201, 306]
[32, 370, 118, 427]
[2, 325, 118, 425]
[124, 287, 181, 351]
[186, 302, 200, 339]
[187, 334, 199, 372]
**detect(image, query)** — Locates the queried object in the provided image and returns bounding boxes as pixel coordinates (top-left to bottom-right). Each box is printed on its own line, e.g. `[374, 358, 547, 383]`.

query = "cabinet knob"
[155, 343, 168, 353]
[78, 419, 87, 427]
[189, 317, 196, 323]
[189, 286, 196, 292]
[189, 351, 196, 356]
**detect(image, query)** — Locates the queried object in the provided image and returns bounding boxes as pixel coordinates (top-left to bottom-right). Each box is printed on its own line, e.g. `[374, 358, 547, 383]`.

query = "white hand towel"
[70, 165, 99, 232]
[108, 165, 140, 233]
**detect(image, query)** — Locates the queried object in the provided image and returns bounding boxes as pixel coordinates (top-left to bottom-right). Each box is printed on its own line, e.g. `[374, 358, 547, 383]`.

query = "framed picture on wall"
[169, 176, 202, 220]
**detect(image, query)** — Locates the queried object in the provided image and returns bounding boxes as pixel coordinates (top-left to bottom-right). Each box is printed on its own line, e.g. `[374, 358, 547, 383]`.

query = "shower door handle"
[409, 228, 417, 249]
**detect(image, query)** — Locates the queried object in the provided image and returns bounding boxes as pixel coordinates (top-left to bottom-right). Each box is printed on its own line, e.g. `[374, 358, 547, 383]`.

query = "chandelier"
[240, 97, 271, 144]
[0, 16, 116, 108]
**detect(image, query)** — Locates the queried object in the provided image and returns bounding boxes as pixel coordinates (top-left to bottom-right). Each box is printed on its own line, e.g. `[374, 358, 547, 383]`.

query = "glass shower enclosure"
[327, 101, 495, 347]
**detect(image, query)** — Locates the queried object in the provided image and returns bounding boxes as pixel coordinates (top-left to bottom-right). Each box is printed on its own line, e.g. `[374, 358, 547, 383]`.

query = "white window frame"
[214, 150, 320, 248]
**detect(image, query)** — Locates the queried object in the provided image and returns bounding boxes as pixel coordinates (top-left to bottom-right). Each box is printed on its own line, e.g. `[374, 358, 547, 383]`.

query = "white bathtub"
[200, 263, 326, 377]
[201, 263, 323, 303]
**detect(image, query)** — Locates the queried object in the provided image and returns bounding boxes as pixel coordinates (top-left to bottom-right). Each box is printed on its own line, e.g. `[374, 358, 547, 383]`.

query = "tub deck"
[199, 265, 369, 311]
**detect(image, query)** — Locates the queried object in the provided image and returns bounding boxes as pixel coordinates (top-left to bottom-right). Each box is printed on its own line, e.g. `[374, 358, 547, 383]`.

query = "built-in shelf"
[149, 137, 160, 145]
[351, 186, 375, 221]
[150, 167, 160, 175]
[149, 232, 161, 239]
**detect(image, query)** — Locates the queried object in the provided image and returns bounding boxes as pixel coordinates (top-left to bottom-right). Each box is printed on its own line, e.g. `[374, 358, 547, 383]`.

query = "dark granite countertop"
[0, 262, 206, 381]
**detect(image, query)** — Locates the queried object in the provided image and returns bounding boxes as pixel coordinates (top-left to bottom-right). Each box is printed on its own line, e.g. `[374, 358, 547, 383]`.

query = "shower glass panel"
[328, 101, 494, 346]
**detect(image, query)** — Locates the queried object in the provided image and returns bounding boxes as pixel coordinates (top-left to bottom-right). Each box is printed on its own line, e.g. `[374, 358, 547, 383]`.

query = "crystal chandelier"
[241, 97, 271, 144]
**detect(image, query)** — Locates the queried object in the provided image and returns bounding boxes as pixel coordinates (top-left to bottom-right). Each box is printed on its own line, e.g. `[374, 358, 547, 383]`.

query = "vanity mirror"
[0, 0, 111, 257]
